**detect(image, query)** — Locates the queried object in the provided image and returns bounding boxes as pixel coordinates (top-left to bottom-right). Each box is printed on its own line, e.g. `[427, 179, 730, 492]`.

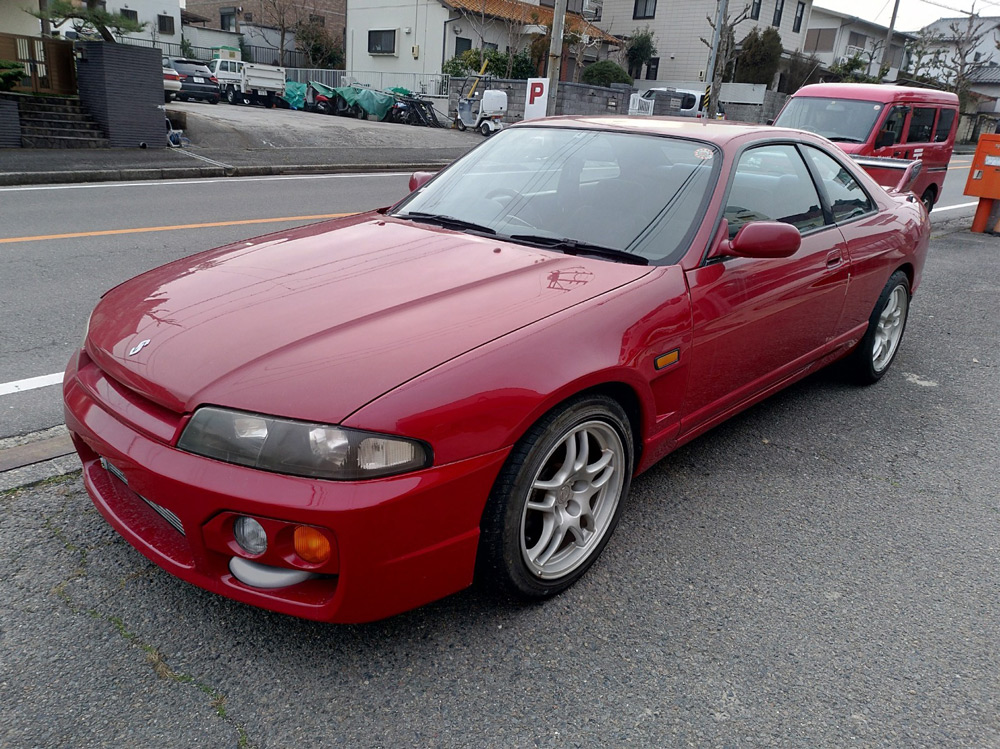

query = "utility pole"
[705, 0, 729, 118]
[547, 0, 568, 115]
[879, 0, 901, 77]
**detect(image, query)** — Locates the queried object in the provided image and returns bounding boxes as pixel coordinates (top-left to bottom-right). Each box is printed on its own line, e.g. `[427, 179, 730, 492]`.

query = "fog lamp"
[293, 526, 331, 565]
[233, 516, 267, 555]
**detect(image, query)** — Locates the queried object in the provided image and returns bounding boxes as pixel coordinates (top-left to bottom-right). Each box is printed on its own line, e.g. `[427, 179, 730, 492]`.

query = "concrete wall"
[448, 77, 634, 122]
[76, 42, 164, 147]
[0, 98, 22, 148]
[723, 89, 787, 124]
[0, 1, 41, 36]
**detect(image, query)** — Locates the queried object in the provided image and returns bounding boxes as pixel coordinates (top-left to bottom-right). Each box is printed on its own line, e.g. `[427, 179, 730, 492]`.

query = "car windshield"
[773, 97, 884, 143]
[392, 127, 719, 265]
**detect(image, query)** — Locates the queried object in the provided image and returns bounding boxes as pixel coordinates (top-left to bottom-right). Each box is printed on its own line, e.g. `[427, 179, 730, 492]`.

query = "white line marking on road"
[0, 372, 64, 397]
[0, 172, 412, 193]
[934, 201, 978, 212]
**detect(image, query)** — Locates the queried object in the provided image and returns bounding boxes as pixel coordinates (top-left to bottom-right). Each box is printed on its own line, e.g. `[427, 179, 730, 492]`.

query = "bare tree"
[257, 0, 302, 65]
[938, 6, 995, 108]
[700, 3, 750, 117]
[906, 27, 945, 79]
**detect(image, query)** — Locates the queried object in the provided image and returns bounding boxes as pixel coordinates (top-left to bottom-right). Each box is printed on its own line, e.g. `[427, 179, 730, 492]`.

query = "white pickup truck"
[208, 59, 285, 107]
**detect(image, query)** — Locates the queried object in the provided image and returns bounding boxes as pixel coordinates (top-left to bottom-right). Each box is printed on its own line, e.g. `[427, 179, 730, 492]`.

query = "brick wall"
[76, 42, 164, 148]
[448, 78, 635, 123]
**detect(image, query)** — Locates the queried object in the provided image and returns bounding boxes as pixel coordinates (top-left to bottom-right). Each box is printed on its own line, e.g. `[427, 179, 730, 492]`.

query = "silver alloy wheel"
[519, 420, 625, 579]
[872, 283, 908, 372]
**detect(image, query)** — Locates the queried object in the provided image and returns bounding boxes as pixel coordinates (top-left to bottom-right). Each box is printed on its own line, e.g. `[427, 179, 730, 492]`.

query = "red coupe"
[64, 118, 929, 623]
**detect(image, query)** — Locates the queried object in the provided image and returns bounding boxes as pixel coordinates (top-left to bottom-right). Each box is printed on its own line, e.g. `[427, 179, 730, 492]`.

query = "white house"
[345, 0, 616, 80]
[916, 15, 1000, 83]
[596, 0, 813, 90]
[0, 1, 43, 36]
[803, 6, 911, 81]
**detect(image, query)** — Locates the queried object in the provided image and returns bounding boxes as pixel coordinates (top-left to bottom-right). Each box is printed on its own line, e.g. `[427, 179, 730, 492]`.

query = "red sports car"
[64, 118, 929, 623]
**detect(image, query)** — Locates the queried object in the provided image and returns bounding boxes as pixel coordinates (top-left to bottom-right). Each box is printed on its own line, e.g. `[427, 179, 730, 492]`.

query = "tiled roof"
[443, 0, 619, 44]
[971, 65, 1000, 84]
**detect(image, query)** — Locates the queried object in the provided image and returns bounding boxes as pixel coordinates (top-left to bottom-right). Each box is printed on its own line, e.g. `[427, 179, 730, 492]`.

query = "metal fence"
[118, 36, 308, 68]
[285, 68, 449, 95]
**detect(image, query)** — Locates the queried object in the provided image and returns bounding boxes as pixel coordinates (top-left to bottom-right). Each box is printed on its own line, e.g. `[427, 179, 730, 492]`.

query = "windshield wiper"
[396, 211, 496, 235]
[827, 136, 863, 143]
[506, 234, 648, 265]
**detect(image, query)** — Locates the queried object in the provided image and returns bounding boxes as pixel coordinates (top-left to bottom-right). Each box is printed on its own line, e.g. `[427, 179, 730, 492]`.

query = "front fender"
[344, 266, 693, 470]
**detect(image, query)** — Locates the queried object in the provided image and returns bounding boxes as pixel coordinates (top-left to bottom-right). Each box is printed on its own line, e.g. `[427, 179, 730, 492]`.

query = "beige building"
[804, 6, 911, 82]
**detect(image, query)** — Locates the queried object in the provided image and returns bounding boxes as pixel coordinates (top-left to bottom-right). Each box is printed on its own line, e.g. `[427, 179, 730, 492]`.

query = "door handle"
[826, 251, 843, 268]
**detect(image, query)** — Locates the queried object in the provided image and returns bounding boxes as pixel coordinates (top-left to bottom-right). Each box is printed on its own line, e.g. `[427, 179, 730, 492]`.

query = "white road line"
[0, 372, 64, 397]
[175, 150, 233, 168]
[0, 172, 411, 193]
[934, 201, 978, 213]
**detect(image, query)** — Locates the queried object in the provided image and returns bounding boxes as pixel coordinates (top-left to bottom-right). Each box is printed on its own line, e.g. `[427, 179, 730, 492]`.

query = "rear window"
[172, 61, 212, 75]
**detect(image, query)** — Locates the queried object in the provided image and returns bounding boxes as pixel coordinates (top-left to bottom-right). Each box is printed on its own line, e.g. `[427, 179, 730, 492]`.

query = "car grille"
[100, 457, 185, 536]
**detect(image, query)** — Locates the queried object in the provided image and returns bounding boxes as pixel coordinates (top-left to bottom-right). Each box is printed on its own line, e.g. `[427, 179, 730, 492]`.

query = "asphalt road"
[1, 224, 997, 746]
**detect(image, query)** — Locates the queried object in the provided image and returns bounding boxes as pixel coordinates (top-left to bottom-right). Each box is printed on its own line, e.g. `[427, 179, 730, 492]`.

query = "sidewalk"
[0, 101, 481, 186]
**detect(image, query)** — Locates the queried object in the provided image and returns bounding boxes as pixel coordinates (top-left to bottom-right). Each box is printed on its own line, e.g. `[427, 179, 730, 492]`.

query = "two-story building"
[803, 6, 911, 81]
[596, 0, 812, 90]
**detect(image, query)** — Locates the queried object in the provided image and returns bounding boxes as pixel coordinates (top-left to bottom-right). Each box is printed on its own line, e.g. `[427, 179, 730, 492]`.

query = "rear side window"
[935, 109, 956, 142]
[803, 146, 874, 222]
[907, 107, 937, 143]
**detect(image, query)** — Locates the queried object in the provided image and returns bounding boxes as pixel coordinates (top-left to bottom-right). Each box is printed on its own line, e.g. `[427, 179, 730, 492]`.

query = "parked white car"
[163, 66, 182, 103]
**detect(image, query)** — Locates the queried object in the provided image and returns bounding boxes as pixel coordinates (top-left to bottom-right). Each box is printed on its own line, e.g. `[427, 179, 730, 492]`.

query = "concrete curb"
[0, 161, 454, 187]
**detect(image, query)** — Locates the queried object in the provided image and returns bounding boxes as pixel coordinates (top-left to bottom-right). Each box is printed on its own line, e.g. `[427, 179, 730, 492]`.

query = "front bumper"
[63, 350, 509, 623]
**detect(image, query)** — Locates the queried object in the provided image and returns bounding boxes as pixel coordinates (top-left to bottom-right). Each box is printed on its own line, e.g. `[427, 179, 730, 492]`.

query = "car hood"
[87, 214, 652, 424]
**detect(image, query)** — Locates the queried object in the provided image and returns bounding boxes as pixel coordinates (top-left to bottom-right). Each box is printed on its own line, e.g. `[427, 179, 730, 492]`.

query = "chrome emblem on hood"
[128, 339, 151, 356]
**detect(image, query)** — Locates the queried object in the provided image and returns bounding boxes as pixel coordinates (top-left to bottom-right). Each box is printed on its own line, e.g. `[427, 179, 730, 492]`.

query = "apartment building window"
[309, 14, 325, 26]
[368, 29, 396, 54]
[645, 57, 659, 79]
[633, 0, 655, 19]
[792, 2, 805, 33]
[455, 37, 472, 55]
[120, 8, 138, 23]
[772, 0, 784, 26]
[220, 11, 234, 30]
[750, 0, 761, 20]
[243, 12, 253, 21]
[157, 14, 175, 35]
[848, 32, 867, 49]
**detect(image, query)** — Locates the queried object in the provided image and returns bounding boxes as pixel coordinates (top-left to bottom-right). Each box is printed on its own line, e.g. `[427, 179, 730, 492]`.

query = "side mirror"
[724, 222, 801, 259]
[408, 171, 435, 192]
[874, 130, 896, 149]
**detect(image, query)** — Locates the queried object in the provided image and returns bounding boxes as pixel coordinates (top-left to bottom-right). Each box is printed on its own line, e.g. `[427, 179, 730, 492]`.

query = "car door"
[872, 104, 909, 158]
[680, 143, 850, 433]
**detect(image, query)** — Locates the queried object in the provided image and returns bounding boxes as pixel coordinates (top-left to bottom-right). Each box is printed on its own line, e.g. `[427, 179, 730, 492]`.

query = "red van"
[773, 83, 959, 212]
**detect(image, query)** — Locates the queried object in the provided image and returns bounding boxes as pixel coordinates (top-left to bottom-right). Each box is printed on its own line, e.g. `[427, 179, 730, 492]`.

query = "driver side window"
[879, 106, 907, 147]
[724, 145, 825, 238]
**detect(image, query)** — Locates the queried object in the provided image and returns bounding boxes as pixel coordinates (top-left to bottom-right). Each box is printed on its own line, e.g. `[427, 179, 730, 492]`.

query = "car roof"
[791, 83, 959, 106]
[512, 116, 809, 147]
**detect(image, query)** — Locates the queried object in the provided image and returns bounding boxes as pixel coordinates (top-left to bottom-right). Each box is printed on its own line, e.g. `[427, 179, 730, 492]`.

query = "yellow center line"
[0, 213, 355, 245]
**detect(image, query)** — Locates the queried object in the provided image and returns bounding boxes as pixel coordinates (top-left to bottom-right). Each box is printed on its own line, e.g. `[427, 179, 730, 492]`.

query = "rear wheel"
[480, 121, 492, 136]
[921, 188, 936, 213]
[477, 395, 633, 599]
[846, 270, 911, 384]
[225, 86, 239, 105]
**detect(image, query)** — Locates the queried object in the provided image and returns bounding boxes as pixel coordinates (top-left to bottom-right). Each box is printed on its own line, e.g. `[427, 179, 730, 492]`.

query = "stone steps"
[10, 95, 110, 148]
[20, 133, 110, 148]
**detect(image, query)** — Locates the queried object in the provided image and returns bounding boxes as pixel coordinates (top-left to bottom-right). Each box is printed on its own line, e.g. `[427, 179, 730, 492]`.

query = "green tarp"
[310, 81, 395, 120]
[281, 81, 306, 110]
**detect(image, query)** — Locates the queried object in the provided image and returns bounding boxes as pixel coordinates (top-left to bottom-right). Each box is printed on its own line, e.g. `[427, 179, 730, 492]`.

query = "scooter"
[455, 89, 508, 136]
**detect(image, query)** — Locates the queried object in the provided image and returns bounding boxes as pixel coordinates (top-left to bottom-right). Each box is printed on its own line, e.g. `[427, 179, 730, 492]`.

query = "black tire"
[455, 118, 466, 131]
[846, 270, 911, 384]
[225, 86, 237, 105]
[480, 121, 492, 137]
[477, 394, 633, 599]
[209, 96, 219, 105]
[921, 188, 935, 213]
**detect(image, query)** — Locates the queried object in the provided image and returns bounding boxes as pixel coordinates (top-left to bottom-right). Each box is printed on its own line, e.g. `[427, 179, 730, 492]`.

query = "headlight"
[177, 406, 432, 480]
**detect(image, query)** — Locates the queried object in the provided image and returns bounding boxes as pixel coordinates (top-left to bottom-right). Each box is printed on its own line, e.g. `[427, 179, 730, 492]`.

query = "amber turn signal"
[293, 526, 332, 565]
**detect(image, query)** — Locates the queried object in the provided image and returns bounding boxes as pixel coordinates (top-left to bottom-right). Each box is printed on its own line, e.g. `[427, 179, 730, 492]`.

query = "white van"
[640, 88, 705, 117]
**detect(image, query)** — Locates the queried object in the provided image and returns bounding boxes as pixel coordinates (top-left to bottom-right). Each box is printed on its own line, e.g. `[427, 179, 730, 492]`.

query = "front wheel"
[846, 270, 911, 384]
[455, 118, 466, 131]
[477, 395, 633, 599]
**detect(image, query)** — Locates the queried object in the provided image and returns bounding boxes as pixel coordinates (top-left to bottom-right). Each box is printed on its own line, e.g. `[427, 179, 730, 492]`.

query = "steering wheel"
[483, 188, 536, 229]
